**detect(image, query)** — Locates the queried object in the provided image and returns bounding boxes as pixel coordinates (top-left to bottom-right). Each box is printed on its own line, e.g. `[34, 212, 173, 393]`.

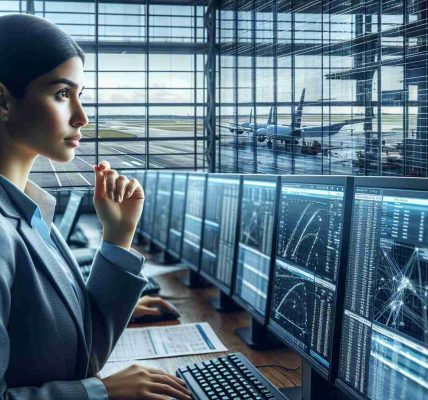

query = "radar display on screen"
[141, 171, 157, 237]
[201, 176, 240, 287]
[338, 186, 428, 400]
[235, 178, 277, 317]
[167, 173, 187, 257]
[182, 174, 206, 269]
[152, 172, 173, 247]
[270, 183, 345, 371]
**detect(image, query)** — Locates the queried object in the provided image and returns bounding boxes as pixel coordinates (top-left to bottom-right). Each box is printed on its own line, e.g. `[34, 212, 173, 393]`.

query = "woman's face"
[8, 56, 88, 162]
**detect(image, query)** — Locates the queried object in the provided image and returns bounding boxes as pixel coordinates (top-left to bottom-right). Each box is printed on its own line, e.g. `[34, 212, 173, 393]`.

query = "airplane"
[256, 89, 369, 149]
[218, 107, 274, 135]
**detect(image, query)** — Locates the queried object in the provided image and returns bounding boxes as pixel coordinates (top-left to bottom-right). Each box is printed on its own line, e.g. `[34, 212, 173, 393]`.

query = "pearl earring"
[3, 115, 7, 121]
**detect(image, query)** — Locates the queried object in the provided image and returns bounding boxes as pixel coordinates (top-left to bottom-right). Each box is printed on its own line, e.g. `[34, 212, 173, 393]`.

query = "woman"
[0, 13, 190, 400]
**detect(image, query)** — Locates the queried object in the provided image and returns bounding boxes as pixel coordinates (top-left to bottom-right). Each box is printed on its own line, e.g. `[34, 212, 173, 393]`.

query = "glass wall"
[0, 0, 207, 187]
[216, 0, 428, 177]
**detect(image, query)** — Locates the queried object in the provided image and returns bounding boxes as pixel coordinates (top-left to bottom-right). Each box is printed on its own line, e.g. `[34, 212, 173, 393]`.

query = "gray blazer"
[0, 184, 147, 399]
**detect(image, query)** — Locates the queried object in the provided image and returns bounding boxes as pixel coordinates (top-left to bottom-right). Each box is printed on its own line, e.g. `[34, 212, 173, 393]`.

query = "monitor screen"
[234, 177, 278, 319]
[141, 171, 158, 238]
[152, 172, 173, 248]
[337, 183, 428, 400]
[58, 191, 84, 241]
[269, 180, 347, 376]
[182, 174, 207, 270]
[201, 175, 241, 290]
[167, 173, 188, 258]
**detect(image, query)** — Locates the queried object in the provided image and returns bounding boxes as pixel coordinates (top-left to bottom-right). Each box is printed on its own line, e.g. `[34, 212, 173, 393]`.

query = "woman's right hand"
[101, 365, 192, 400]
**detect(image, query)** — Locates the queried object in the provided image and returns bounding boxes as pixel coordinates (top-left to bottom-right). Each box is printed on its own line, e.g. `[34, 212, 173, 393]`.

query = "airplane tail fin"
[294, 89, 305, 129]
[267, 106, 273, 125]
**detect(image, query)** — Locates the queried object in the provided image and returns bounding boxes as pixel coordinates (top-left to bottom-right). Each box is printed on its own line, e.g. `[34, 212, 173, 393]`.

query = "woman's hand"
[131, 296, 178, 319]
[93, 161, 144, 249]
[101, 364, 191, 400]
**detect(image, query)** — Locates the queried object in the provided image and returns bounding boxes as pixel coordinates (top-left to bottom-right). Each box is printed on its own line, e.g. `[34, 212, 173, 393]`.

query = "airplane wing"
[216, 124, 254, 132]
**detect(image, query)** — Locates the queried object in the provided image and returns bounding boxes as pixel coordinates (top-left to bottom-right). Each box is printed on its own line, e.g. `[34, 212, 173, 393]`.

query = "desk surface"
[131, 253, 302, 391]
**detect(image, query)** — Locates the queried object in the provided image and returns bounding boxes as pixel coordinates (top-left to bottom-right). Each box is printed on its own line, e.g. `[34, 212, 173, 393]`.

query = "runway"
[30, 119, 207, 188]
[30, 114, 411, 188]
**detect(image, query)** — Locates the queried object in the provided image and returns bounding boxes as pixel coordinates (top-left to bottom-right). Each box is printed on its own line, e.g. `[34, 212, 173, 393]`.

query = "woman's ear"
[0, 83, 11, 122]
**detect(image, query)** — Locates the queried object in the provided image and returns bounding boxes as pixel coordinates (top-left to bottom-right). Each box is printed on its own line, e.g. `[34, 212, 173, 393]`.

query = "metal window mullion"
[377, 3, 382, 176]
[234, 0, 239, 172]
[321, 0, 325, 175]
[194, 5, 198, 171]
[291, 1, 296, 174]
[146, 0, 150, 170]
[403, 0, 409, 175]
[95, 0, 99, 166]
[273, 0, 278, 173]
[251, 0, 257, 173]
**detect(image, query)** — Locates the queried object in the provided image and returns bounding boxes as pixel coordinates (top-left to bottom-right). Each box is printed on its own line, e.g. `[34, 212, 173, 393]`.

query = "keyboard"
[177, 353, 286, 400]
[141, 277, 161, 295]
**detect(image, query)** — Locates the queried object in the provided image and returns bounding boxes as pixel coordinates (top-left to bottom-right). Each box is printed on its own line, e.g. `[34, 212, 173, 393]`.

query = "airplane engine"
[256, 128, 266, 142]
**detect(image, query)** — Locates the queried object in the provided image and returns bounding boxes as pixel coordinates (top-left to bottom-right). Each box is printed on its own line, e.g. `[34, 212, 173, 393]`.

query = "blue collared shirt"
[0, 174, 145, 400]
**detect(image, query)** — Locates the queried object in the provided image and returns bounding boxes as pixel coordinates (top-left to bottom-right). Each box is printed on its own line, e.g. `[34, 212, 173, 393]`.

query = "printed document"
[107, 322, 227, 362]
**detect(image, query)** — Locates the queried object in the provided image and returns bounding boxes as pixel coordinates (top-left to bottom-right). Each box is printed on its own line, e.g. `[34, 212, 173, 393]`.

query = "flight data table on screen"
[141, 171, 158, 238]
[201, 175, 240, 288]
[235, 178, 278, 318]
[270, 181, 347, 375]
[182, 174, 206, 270]
[338, 184, 428, 400]
[152, 172, 173, 248]
[167, 173, 187, 257]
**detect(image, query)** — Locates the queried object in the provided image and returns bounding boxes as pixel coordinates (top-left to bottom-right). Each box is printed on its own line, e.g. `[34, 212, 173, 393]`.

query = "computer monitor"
[166, 173, 188, 259]
[141, 171, 158, 240]
[336, 177, 428, 400]
[181, 173, 207, 272]
[200, 174, 242, 294]
[58, 191, 85, 242]
[268, 176, 353, 382]
[152, 172, 173, 249]
[232, 175, 280, 324]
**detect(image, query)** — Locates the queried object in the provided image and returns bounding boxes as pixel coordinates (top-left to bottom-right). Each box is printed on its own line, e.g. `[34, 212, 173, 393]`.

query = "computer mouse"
[131, 304, 180, 324]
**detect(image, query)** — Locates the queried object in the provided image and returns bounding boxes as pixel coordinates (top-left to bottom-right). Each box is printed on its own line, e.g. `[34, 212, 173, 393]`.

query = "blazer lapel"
[0, 185, 91, 376]
[18, 221, 90, 372]
[50, 224, 93, 350]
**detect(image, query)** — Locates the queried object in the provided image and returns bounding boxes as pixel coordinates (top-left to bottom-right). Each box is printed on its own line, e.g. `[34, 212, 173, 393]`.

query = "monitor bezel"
[231, 174, 281, 326]
[140, 171, 158, 240]
[181, 172, 208, 273]
[336, 176, 428, 399]
[151, 171, 174, 250]
[166, 172, 188, 260]
[267, 175, 354, 383]
[199, 173, 243, 296]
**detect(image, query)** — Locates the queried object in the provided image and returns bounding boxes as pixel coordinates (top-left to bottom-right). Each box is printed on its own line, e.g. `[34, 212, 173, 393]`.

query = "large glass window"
[217, 0, 428, 177]
[0, 1, 208, 188]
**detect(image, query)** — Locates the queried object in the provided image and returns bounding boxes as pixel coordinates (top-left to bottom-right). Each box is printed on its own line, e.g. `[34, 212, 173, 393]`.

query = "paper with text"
[107, 322, 227, 363]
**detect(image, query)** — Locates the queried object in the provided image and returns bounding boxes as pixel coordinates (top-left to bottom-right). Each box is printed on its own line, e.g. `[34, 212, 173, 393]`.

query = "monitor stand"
[153, 250, 179, 265]
[142, 241, 162, 254]
[209, 291, 241, 313]
[235, 317, 281, 349]
[181, 269, 207, 288]
[279, 360, 338, 400]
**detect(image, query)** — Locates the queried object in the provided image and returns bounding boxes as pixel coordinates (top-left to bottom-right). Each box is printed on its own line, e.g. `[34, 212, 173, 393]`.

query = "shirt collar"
[0, 174, 56, 231]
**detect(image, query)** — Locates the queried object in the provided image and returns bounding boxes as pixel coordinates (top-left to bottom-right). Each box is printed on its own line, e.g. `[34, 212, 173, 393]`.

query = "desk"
[130, 253, 302, 392]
